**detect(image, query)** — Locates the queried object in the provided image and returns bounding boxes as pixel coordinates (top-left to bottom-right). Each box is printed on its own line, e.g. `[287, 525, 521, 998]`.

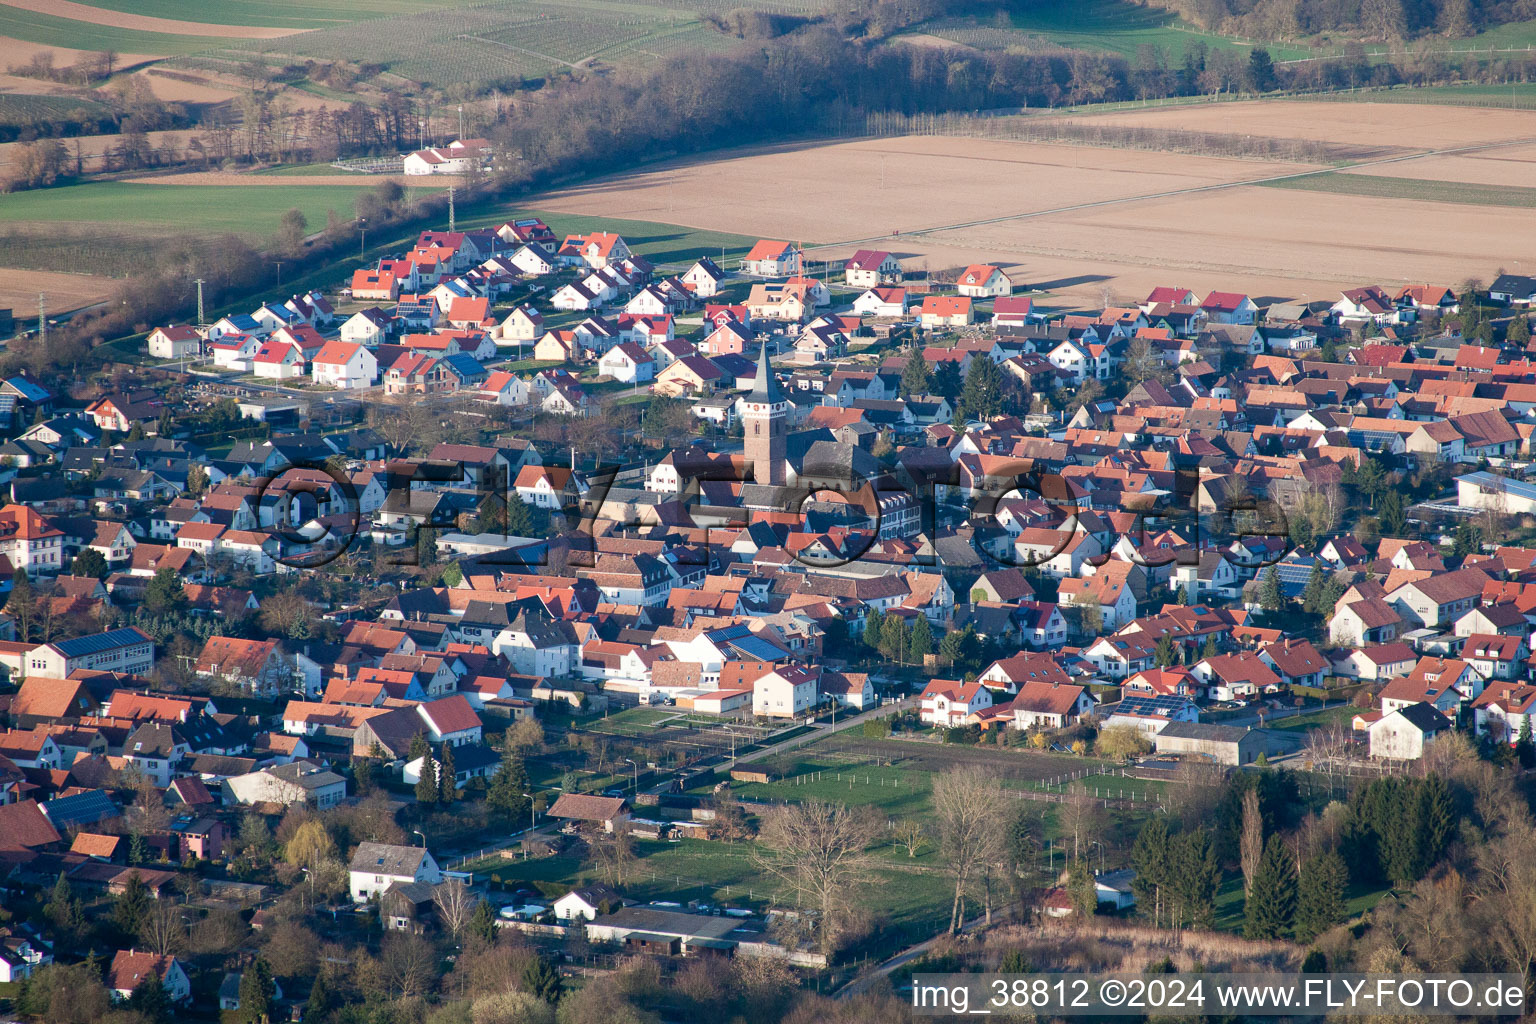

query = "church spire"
[749, 342, 785, 404]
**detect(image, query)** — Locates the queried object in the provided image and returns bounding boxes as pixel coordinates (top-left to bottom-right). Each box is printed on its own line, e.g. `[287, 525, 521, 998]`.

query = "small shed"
[625, 932, 681, 955]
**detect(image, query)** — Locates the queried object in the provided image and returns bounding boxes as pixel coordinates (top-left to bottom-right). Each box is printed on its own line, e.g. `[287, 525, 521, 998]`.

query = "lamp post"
[1089, 840, 1105, 876]
[412, 829, 426, 848]
[521, 793, 537, 832]
[624, 758, 638, 793]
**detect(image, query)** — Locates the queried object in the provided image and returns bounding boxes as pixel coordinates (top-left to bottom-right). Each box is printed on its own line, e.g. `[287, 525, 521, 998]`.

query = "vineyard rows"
[0, 94, 114, 129]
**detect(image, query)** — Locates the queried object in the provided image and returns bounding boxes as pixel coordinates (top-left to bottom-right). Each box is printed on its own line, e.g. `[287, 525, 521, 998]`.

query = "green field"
[0, 181, 411, 238]
[917, 0, 1315, 62]
[66, 0, 481, 29]
[1264, 705, 1359, 733]
[0, 7, 234, 54]
[1260, 171, 1536, 209]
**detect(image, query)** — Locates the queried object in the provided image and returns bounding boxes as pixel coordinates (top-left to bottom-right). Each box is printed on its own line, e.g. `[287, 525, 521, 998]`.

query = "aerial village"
[2, 200, 1536, 1012]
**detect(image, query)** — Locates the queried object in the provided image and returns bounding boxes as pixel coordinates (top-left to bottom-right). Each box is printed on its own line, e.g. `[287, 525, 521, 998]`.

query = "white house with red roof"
[252, 339, 305, 379]
[560, 231, 630, 270]
[919, 678, 992, 726]
[992, 296, 1036, 326]
[416, 694, 483, 746]
[494, 305, 544, 345]
[147, 325, 201, 360]
[753, 665, 820, 718]
[403, 138, 490, 175]
[955, 264, 1012, 298]
[1200, 291, 1257, 325]
[742, 240, 800, 277]
[1140, 287, 1197, 312]
[109, 950, 191, 1003]
[1003, 680, 1095, 730]
[311, 341, 378, 390]
[351, 268, 400, 301]
[475, 371, 530, 407]
[852, 286, 906, 318]
[0, 504, 64, 572]
[918, 296, 973, 328]
[843, 249, 900, 288]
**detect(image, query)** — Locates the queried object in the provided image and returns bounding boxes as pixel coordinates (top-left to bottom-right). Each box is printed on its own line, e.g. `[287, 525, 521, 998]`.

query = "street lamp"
[412, 829, 427, 848]
[1089, 840, 1105, 876]
[624, 758, 638, 793]
[520, 793, 537, 833]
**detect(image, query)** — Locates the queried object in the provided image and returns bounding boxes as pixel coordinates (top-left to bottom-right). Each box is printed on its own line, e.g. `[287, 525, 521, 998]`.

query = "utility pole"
[358, 218, 367, 259]
[418, 119, 425, 151]
[36, 293, 45, 345]
[194, 278, 206, 328]
[273, 261, 283, 286]
[458, 104, 464, 141]
[448, 186, 455, 232]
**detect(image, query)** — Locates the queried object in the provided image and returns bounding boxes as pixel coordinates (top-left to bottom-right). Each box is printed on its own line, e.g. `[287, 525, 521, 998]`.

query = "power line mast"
[194, 278, 206, 328]
[36, 293, 45, 346]
[448, 186, 456, 232]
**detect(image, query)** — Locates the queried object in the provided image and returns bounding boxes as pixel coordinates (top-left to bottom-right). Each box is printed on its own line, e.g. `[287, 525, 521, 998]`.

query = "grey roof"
[1391, 701, 1452, 733]
[1156, 721, 1253, 744]
[350, 842, 429, 876]
[747, 344, 786, 404]
[589, 906, 742, 940]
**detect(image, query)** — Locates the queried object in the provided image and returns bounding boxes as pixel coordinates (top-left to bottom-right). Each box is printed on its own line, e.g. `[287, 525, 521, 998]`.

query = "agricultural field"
[0, 180, 402, 236]
[911, 0, 1315, 62]
[531, 101, 1536, 307]
[1262, 171, 1536, 209]
[59, 0, 485, 30]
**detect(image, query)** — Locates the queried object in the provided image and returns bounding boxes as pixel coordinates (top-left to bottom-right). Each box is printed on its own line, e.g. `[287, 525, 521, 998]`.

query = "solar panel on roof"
[54, 628, 147, 657]
[726, 636, 784, 661]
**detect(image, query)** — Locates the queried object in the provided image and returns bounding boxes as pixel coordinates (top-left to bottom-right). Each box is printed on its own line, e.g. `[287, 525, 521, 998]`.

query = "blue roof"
[4, 377, 50, 403]
[725, 635, 786, 661]
[222, 314, 259, 329]
[441, 353, 487, 379]
[51, 627, 150, 657]
[40, 790, 118, 828]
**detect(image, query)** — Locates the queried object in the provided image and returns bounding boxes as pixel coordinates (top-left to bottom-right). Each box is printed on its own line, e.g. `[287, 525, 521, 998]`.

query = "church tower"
[743, 343, 787, 487]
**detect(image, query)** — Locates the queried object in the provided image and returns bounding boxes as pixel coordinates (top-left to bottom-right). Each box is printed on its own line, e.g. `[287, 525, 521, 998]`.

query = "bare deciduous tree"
[434, 879, 480, 942]
[894, 818, 927, 858]
[933, 767, 1008, 934]
[752, 800, 879, 954]
[138, 899, 188, 955]
[589, 822, 635, 887]
[1240, 787, 1263, 899]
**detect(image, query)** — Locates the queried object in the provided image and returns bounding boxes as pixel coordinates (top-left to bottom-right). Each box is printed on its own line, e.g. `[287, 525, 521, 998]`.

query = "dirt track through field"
[0, 0, 305, 37]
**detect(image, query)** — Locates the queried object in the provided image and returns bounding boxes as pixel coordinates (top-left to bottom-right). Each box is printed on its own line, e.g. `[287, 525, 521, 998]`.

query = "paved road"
[1221, 699, 1353, 730]
[837, 912, 991, 999]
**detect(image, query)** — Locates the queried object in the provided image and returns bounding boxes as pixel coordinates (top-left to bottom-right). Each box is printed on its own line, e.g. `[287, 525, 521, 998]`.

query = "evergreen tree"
[45, 872, 81, 936]
[1294, 850, 1347, 943]
[1300, 562, 1327, 614]
[506, 496, 536, 537]
[466, 899, 499, 946]
[1259, 565, 1284, 613]
[142, 567, 186, 615]
[1067, 860, 1098, 918]
[901, 348, 931, 397]
[488, 749, 531, 821]
[1169, 827, 1221, 929]
[415, 753, 439, 804]
[1154, 634, 1178, 668]
[1382, 488, 1406, 537]
[304, 972, 335, 1023]
[957, 356, 1005, 423]
[1243, 835, 1297, 940]
[880, 616, 910, 663]
[238, 958, 275, 1024]
[521, 954, 564, 1003]
[1247, 47, 1276, 90]
[409, 731, 430, 762]
[1418, 772, 1455, 866]
[938, 626, 966, 665]
[69, 548, 108, 580]
[114, 871, 151, 934]
[1172, 584, 1189, 605]
[909, 616, 934, 662]
[932, 360, 963, 402]
[438, 743, 457, 803]
[1507, 314, 1531, 347]
[1130, 818, 1172, 926]
[129, 974, 172, 1024]
[864, 609, 887, 656]
[1201, 634, 1217, 660]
